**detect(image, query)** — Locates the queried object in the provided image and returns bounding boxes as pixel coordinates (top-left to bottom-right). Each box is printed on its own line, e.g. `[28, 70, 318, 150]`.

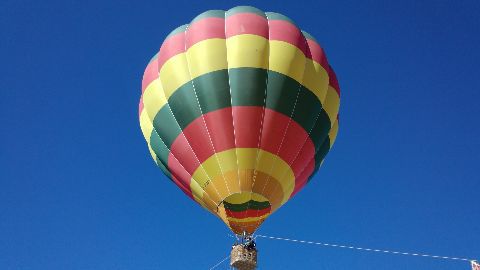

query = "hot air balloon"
[138, 6, 340, 269]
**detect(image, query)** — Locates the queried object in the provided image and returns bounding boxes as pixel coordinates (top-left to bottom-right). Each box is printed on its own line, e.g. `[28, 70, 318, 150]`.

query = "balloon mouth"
[217, 192, 271, 235]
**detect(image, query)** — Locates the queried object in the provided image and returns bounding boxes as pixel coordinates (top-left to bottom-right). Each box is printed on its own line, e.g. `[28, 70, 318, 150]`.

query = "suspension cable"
[256, 234, 476, 263]
[208, 254, 230, 270]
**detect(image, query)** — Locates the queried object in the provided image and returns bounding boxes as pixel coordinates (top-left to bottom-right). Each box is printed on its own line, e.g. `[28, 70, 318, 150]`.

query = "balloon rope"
[256, 234, 475, 263]
[208, 254, 230, 270]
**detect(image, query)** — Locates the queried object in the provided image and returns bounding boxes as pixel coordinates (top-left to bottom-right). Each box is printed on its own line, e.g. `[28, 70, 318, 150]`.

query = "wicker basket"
[230, 244, 257, 270]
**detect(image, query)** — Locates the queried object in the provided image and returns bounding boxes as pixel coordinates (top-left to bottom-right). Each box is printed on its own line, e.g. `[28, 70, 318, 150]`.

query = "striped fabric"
[138, 6, 340, 235]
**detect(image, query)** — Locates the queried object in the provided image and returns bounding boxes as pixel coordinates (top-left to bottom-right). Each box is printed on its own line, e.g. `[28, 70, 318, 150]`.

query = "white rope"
[256, 234, 475, 262]
[208, 254, 230, 270]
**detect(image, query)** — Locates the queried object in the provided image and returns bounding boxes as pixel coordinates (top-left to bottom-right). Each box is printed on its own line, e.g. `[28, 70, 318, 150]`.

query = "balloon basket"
[230, 243, 257, 270]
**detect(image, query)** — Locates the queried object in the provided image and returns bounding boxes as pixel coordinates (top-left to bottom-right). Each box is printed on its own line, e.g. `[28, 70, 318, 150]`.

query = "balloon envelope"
[139, 6, 340, 234]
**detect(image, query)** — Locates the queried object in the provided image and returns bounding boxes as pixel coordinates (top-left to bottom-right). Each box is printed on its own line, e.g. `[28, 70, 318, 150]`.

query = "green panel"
[165, 24, 188, 40]
[265, 71, 299, 116]
[315, 136, 331, 167]
[152, 106, 182, 148]
[305, 137, 331, 183]
[230, 68, 268, 107]
[191, 10, 225, 23]
[224, 200, 271, 212]
[309, 110, 331, 150]
[308, 166, 320, 183]
[155, 155, 172, 180]
[292, 85, 324, 133]
[148, 53, 159, 64]
[149, 129, 172, 168]
[265, 12, 296, 25]
[168, 82, 202, 130]
[301, 30, 317, 43]
[226, 6, 265, 18]
[194, 70, 232, 113]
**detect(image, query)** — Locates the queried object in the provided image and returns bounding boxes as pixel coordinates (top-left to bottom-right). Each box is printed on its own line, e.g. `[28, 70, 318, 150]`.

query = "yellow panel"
[139, 109, 153, 141]
[142, 79, 168, 121]
[193, 193, 209, 209]
[193, 154, 234, 198]
[214, 169, 241, 195]
[139, 111, 158, 164]
[329, 118, 339, 147]
[191, 148, 295, 202]
[204, 181, 223, 205]
[224, 192, 268, 204]
[254, 150, 295, 197]
[251, 192, 268, 202]
[190, 178, 205, 199]
[193, 193, 218, 215]
[226, 34, 269, 69]
[191, 179, 224, 213]
[189, 164, 225, 208]
[216, 149, 238, 173]
[158, 54, 191, 98]
[210, 172, 231, 199]
[226, 192, 253, 206]
[216, 204, 229, 223]
[236, 148, 258, 170]
[186, 38, 227, 78]
[226, 213, 269, 223]
[268, 40, 306, 84]
[303, 59, 329, 104]
[199, 156, 223, 183]
[189, 164, 211, 190]
[204, 191, 222, 211]
[147, 146, 158, 164]
[323, 87, 340, 126]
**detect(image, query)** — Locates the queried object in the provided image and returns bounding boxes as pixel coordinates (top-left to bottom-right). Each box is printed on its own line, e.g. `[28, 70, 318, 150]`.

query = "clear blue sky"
[1, 0, 479, 269]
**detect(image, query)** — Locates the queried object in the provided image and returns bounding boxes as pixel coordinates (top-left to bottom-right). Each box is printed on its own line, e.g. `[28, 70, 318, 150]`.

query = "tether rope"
[255, 234, 476, 263]
[208, 254, 230, 270]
